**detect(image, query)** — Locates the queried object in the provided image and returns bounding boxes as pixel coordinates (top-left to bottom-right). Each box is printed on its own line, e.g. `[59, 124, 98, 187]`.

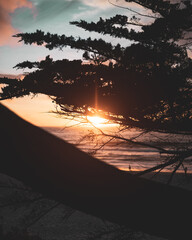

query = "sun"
[87, 115, 108, 125]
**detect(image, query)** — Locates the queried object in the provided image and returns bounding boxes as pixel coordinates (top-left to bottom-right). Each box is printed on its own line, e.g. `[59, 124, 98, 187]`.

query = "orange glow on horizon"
[1, 94, 118, 128]
[1, 94, 68, 127]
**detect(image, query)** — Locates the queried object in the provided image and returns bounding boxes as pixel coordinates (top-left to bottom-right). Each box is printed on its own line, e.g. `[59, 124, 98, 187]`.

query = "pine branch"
[70, 17, 142, 41]
[13, 30, 124, 61]
[14, 60, 39, 69]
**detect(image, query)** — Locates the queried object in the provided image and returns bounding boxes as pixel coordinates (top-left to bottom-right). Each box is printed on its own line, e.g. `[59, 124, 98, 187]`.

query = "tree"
[1, 2, 192, 238]
[1, 0, 192, 132]
[0, 1, 192, 172]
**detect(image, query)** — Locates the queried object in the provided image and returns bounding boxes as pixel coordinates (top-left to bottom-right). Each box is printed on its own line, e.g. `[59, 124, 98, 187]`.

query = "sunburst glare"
[87, 115, 108, 125]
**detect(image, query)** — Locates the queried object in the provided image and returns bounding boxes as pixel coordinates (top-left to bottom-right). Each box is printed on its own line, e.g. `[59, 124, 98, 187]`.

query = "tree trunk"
[0, 103, 191, 239]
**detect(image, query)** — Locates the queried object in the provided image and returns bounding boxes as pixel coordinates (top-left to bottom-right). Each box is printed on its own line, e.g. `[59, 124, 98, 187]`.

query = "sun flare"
[87, 115, 108, 125]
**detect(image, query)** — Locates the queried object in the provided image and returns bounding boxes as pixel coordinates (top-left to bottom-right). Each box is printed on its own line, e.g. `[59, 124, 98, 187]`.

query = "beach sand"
[1, 171, 191, 240]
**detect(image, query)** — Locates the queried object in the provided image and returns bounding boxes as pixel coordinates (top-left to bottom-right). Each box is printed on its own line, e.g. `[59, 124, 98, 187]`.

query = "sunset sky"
[0, 0, 138, 75]
[0, 0, 141, 126]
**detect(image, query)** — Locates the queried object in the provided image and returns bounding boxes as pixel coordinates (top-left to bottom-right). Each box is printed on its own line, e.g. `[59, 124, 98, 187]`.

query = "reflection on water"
[42, 125, 192, 173]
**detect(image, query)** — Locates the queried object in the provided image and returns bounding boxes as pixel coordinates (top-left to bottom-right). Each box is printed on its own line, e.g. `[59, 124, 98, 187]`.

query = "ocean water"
[42, 125, 192, 173]
[2, 91, 191, 173]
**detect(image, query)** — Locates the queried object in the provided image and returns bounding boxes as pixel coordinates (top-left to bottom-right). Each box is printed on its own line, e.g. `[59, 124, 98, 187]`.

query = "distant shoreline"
[0, 73, 23, 79]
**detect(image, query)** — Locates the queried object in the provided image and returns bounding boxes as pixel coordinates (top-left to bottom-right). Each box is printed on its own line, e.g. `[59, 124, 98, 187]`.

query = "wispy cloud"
[72, 9, 100, 20]
[0, 0, 34, 46]
[81, 0, 112, 9]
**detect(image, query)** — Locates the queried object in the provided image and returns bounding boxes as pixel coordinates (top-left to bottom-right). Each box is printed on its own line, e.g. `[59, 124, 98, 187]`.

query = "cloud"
[81, 0, 112, 9]
[72, 9, 99, 20]
[0, 0, 34, 46]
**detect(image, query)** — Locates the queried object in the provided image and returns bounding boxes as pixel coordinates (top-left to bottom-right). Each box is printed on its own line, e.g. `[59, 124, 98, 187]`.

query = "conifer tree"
[1, 0, 192, 132]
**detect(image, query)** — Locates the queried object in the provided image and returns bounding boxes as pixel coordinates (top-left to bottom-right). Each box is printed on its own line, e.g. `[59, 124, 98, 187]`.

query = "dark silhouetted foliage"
[1, 0, 192, 132]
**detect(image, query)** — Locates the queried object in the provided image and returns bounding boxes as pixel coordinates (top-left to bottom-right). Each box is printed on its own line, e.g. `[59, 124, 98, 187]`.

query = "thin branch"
[136, 149, 192, 176]
[129, 129, 149, 141]
[135, 156, 180, 176]
[89, 136, 116, 155]
[167, 160, 183, 184]
[58, 113, 192, 177]
[85, 117, 185, 156]
[150, 165, 166, 179]
[108, 0, 158, 19]
[101, 132, 174, 154]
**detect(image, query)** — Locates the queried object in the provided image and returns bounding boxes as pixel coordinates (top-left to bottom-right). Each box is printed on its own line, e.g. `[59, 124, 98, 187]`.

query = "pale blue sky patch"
[0, 0, 136, 75]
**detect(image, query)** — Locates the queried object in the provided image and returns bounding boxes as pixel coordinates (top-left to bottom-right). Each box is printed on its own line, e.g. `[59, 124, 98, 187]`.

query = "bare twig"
[135, 156, 180, 176]
[136, 150, 192, 176]
[52, 110, 192, 177]
[89, 136, 115, 155]
[167, 159, 185, 184]
[108, 0, 158, 19]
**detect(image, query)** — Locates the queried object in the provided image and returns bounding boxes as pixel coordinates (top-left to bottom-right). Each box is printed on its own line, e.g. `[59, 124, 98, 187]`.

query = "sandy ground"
[1, 171, 191, 240]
